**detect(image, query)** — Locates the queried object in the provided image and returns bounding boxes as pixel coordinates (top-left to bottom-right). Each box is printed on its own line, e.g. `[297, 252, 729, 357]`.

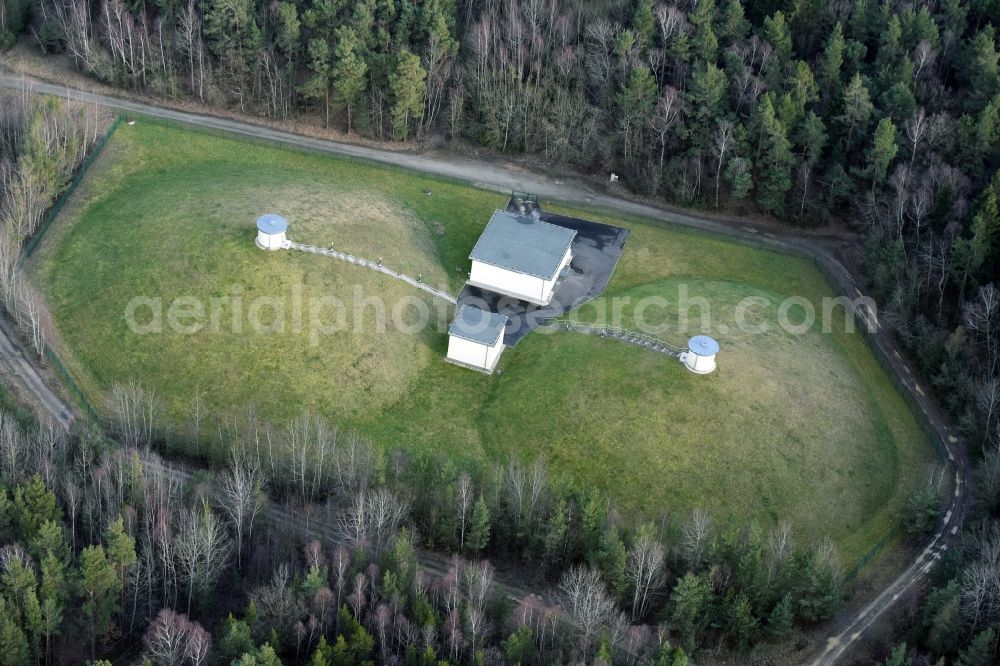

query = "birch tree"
[216, 452, 265, 570]
[625, 523, 665, 620]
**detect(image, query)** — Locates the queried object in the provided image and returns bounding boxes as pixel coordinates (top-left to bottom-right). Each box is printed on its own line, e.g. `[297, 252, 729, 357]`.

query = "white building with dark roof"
[446, 305, 509, 373]
[467, 210, 576, 305]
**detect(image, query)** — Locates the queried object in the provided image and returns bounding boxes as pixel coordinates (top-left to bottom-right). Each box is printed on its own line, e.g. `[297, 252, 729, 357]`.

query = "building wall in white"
[257, 230, 286, 250]
[684, 351, 717, 374]
[469, 246, 572, 305]
[447, 334, 505, 372]
[484, 338, 504, 368]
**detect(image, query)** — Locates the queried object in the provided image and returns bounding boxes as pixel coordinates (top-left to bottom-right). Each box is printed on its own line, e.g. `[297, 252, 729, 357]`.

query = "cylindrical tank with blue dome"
[683, 335, 719, 374]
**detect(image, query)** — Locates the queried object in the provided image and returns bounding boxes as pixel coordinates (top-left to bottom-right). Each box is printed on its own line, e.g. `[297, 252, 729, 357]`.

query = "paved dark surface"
[457, 201, 629, 345]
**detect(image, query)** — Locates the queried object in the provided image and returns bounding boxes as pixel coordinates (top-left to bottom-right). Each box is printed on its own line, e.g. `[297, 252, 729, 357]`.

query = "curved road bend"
[0, 72, 974, 664]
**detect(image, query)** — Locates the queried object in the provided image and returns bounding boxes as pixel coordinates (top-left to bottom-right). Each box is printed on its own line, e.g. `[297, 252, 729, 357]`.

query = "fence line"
[287, 240, 457, 304]
[22, 115, 124, 260]
[16, 116, 125, 426]
[804, 256, 949, 581]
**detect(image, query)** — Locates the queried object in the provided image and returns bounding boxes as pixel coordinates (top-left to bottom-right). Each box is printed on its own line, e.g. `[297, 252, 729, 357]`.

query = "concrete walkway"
[287, 240, 457, 304]
[544, 321, 685, 358]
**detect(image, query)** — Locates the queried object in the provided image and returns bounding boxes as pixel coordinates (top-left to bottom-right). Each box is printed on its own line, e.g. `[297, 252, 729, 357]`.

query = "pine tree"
[718, 0, 748, 44]
[792, 548, 843, 623]
[962, 30, 1000, 112]
[105, 516, 136, 598]
[726, 592, 759, 650]
[787, 61, 819, 115]
[218, 613, 256, 662]
[40, 594, 62, 666]
[467, 495, 491, 554]
[688, 0, 718, 63]
[589, 528, 627, 601]
[30, 519, 69, 564]
[78, 545, 118, 659]
[755, 96, 795, 215]
[39, 552, 67, 607]
[254, 643, 283, 666]
[331, 27, 368, 134]
[687, 62, 727, 148]
[874, 15, 905, 85]
[957, 628, 996, 666]
[12, 476, 59, 540]
[632, 0, 655, 50]
[925, 590, 961, 657]
[0, 616, 29, 666]
[867, 117, 898, 191]
[0, 487, 11, 533]
[762, 11, 792, 86]
[22, 589, 42, 660]
[502, 625, 534, 664]
[389, 50, 426, 140]
[649, 639, 689, 665]
[764, 12, 792, 60]
[818, 22, 846, 97]
[581, 493, 607, 555]
[879, 643, 912, 666]
[616, 66, 657, 159]
[201, 0, 261, 80]
[542, 499, 569, 570]
[766, 593, 795, 640]
[310, 635, 332, 665]
[274, 2, 301, 61]
[725, 157, 754, 200]
[669, 572, 712, 654]
[839, 74, 874, 149]
[302, 38, 333, 128]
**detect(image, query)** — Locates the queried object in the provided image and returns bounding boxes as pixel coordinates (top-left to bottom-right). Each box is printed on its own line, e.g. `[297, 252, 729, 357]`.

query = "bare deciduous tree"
[625, 526, 665, 620]
[558, 566, 625, 659]
[109, 380, 160, 449]
[143, 608, 200, 666]
[456, 472, 473, 552]
[337, 488, 408, 556]
[216, 450, 266, 570]
[251, 563, 306, 643]
[712, 120, 734, 207]
[966, 284, 1000, 376]
[960, 523, 1000, 631]
[175, 503, 232, 614]
[649, 86, 681, 167]
[681, 508, 714, 570]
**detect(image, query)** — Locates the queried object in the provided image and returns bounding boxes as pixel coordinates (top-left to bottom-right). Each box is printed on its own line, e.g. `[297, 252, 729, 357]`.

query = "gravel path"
[0, 71, 973, 664]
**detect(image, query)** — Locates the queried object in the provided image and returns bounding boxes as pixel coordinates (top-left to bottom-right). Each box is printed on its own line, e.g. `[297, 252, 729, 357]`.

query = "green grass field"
[30, 120, 936, 561]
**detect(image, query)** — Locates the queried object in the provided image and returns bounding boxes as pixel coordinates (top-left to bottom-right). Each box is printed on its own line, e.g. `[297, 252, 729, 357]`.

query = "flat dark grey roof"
[448, 305, 508, 346]
[469, 210, 576, 279]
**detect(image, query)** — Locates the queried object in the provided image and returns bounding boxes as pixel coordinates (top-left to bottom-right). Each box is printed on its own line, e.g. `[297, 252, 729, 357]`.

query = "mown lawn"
[30, 120, 935, 562]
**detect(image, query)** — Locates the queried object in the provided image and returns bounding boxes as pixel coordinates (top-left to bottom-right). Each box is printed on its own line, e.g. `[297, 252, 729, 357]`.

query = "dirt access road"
[0, 71, 973, 664]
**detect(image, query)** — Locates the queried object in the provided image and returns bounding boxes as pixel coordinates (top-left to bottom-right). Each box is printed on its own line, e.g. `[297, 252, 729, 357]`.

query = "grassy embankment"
[30, 120, 935, 561]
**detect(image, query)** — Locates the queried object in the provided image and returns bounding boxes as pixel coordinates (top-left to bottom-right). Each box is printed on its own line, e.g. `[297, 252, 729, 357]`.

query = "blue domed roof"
[256, 213, 288, 234]
[688, 335, 719, 356]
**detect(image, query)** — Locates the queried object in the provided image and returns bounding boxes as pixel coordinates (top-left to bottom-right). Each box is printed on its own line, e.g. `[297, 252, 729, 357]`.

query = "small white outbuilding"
[467, 210, 576, 306]
[256, 213, 288, 250]
[446, 305, 509, 374]
[682, 335, 719, 374]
